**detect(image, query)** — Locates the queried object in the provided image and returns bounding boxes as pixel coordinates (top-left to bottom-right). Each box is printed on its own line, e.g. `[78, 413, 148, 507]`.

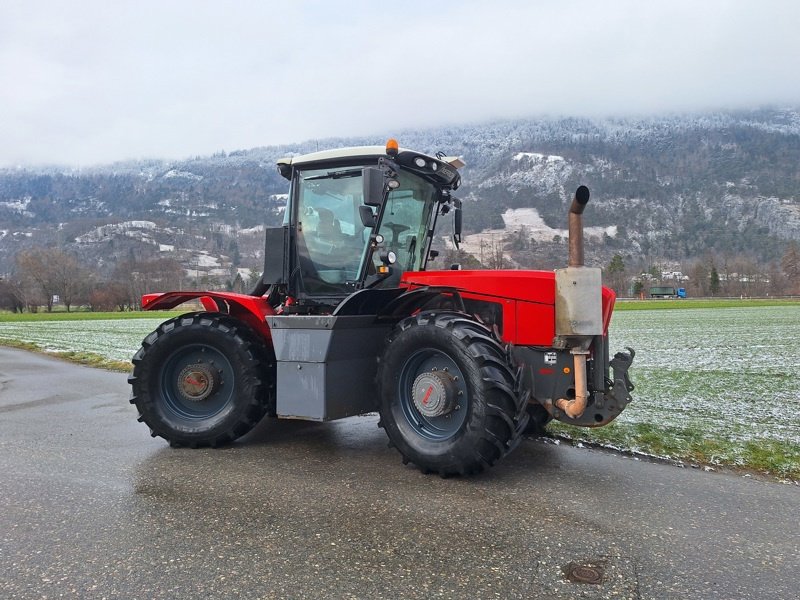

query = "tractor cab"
[266, 141, 464, 312]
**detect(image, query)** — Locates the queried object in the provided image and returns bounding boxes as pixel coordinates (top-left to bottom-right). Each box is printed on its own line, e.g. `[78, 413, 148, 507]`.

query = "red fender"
[141, 291, 275, 339]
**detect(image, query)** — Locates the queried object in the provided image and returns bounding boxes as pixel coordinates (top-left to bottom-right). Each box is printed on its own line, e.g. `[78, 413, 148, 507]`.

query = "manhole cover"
[562, 560, 606, 585]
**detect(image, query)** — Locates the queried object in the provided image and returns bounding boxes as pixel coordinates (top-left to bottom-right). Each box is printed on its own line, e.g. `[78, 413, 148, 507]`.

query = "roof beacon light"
[386, 138, 399, 157]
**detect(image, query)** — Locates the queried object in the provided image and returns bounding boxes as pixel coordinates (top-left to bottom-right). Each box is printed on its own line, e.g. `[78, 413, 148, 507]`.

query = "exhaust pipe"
[556, 350, 590, 418]
[554, 185, 599, 420]
[568, 185, 590, 267]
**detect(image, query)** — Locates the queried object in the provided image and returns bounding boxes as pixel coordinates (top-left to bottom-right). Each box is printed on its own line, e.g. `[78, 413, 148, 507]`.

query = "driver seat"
[316, 207, 341, 241]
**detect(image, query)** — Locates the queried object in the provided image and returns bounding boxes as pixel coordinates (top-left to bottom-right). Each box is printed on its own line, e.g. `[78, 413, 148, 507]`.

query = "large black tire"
[128, 313, 274, 448]
[377, 311, 529, 476]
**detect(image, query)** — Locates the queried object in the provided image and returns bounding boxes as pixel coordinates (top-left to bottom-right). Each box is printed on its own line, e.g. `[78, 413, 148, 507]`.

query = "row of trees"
[603, 242, 800, 298]
[2, 240, 798, 313]
[0, 248, 188, 312]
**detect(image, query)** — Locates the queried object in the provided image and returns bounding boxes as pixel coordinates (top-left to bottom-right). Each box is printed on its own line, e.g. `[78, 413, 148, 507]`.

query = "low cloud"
[1, 0, 799, 166]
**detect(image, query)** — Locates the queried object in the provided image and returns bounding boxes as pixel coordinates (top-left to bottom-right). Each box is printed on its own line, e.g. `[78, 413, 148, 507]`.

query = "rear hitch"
[609, 346, 635, 406]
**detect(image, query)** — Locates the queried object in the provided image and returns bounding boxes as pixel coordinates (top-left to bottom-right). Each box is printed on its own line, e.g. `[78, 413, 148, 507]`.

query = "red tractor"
[129, 140, 635, 475]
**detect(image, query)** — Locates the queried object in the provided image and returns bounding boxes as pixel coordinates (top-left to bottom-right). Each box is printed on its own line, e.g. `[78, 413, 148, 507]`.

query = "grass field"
[551, 303, 800, 480]
[615, 297, 800, 311]
[1, 302, 798, 480]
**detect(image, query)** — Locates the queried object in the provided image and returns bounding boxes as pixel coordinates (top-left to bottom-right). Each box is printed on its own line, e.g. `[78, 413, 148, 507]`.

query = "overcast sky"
[2, 0, 799, 167]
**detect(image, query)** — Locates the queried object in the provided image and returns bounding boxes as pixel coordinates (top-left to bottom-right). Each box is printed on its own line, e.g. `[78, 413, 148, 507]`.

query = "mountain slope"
[1, 108, 798, 279]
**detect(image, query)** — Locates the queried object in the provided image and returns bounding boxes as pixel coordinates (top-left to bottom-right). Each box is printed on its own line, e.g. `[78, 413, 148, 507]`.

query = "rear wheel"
[128, 313, 274, 447]
[377, 311, 528, 476]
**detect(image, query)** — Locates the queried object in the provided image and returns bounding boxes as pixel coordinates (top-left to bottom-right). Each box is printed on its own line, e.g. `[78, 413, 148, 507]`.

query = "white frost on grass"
[0, 319, 166, 362]
[1, 305, 797, 454]
[609, 305, 800, 446]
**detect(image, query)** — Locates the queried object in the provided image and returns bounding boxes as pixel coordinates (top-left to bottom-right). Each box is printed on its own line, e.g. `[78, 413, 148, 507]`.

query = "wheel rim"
[397, 348, 468, 441]
[160, 343, 235, 420]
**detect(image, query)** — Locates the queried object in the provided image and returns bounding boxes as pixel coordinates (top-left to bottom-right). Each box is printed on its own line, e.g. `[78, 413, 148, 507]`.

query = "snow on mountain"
[162, 169, 203, 181]
[75, 221, 161, 244]
[0, 196, 34, 217]
[456, 207, 617, 267]
[501, 207, 617, 241]
[478, 152, 573, 196]
[1, 107, 798, 279]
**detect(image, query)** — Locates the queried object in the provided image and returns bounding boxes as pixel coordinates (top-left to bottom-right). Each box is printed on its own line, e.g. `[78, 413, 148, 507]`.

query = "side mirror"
[262, 226, 288, 286]
[359, 205, 377, 227]
[363, 167, 386, 207]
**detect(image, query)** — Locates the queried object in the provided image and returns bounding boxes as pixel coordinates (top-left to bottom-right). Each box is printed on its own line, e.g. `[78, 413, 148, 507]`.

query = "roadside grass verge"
[0, 310, 184, 322]
[547, 421, 800, 481]
[0, 338, 132, 372]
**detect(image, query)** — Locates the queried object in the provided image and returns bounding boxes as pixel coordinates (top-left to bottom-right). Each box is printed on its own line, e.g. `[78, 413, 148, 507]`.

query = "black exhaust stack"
[568, 185, 591, 267]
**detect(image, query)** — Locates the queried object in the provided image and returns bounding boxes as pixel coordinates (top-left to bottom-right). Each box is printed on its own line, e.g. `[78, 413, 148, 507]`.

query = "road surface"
[1, 347, 798, 599]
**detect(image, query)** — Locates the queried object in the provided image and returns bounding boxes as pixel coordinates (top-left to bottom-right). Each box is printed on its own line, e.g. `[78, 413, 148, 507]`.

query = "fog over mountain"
[1, 108, 798, 289]
[2, 1, 800, 167]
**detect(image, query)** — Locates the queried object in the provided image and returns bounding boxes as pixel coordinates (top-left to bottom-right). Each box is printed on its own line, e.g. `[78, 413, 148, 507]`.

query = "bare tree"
[16, 249, 59, 311]
[689, 259, 710, 297]
[113, 257, 184, 309]
[50, 251, 89, 311]
[15, 248, 88, 312]
[0, 277, 25, 313]
[781, 242, 800, 294]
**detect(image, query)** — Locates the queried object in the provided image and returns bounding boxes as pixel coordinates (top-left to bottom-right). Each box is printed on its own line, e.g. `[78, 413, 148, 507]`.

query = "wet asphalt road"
[0, 347, 798, 599]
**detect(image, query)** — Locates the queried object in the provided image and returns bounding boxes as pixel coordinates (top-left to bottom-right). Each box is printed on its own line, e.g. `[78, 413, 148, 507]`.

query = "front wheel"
[377, 311, 528, 476]
[128, 313, 274, 447]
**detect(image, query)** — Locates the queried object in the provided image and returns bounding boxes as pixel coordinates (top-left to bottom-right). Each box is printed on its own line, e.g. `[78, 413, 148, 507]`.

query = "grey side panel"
[270, 315, 391, 421]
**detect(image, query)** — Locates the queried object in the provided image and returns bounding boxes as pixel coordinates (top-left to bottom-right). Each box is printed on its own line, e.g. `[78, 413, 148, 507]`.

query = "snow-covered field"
[0, 318, 164, 362]
[1, 306, 798, 450]
[609, 306, 800, 447]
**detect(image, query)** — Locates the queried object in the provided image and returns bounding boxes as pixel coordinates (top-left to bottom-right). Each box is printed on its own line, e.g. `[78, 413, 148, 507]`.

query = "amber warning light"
[385, 138, 399, 156]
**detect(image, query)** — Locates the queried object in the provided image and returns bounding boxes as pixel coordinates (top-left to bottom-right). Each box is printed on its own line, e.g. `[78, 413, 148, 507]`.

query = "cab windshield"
[373, 171, 438, 278]
[294, 166, 439, 296]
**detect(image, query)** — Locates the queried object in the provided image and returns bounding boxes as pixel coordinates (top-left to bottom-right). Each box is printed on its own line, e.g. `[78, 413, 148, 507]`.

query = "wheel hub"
[411, 370, 457, 418]
[177, 363, 218, 402]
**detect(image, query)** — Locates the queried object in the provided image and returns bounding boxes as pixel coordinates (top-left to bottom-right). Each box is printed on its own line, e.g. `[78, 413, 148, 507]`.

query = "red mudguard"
[141, 291, 275, 339]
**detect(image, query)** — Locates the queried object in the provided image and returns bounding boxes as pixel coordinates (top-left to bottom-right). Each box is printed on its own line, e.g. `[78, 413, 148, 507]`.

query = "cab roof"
[277, 145, 465, 172]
